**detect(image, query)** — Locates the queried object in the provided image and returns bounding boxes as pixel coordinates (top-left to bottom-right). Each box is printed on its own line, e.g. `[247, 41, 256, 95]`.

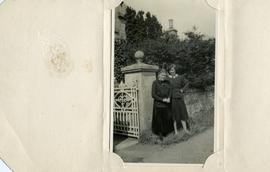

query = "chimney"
[169, 19, 174, 30]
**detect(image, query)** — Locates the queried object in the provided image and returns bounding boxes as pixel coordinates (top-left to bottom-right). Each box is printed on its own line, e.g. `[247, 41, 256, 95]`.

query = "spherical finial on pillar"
[134, 50, 144, 63]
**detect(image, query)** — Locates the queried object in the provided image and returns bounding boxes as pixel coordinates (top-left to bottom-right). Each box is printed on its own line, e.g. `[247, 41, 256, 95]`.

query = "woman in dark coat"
[152, 69, 173, 140]
[168, 64, 191, 135]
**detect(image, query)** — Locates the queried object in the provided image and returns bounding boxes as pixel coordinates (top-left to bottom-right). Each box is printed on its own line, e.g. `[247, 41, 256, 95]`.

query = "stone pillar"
[121, 51, 158, 133]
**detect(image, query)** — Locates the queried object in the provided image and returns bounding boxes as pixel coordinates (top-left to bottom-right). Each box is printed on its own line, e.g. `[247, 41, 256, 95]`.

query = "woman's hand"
[162, 98, 170, 103]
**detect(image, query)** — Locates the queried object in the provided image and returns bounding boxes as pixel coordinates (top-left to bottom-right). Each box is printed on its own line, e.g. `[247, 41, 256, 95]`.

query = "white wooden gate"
[113, 81, 139, 138]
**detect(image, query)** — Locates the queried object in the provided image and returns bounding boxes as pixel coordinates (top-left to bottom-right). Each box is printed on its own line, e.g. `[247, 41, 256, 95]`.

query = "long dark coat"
[151, 79, 173, 136]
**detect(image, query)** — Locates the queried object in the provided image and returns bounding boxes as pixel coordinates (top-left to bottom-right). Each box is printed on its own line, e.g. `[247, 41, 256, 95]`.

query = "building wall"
[115, 3, 127, 40]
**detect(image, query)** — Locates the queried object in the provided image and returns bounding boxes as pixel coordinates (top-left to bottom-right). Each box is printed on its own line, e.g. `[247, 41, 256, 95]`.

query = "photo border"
[103, 0, 225, 169]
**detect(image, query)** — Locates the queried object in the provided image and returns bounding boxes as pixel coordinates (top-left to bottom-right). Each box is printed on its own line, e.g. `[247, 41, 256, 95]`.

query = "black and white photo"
[112, 0, 216, 164]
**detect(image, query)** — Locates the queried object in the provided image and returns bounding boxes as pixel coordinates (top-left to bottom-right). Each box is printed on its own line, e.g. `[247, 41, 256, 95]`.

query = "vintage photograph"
[112, 0, 215, 164]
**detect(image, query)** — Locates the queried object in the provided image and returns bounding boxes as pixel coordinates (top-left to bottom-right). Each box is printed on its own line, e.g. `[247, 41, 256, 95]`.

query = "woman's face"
[169, 67, 176, 76]
[158, 72, 166, 81]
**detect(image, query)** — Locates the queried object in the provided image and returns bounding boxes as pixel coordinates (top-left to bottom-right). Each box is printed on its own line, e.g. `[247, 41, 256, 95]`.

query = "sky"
[122, 0, 216, 38]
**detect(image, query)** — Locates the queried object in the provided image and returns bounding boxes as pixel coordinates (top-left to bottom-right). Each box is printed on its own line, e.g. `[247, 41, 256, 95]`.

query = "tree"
[145, 12, 162, 39]
[135, 11, 146, 46]
[140, 28, 215, 90]
[124, 7, 137, 45]
[140, 33, 181, 67]
[114, 39, 137, 82]
[117, 5, 215, 89]
[114, 39, 126, 82]
[177, 30, 215, 90]
[124, 8, 163, 46]
[115, 5, 165, 82]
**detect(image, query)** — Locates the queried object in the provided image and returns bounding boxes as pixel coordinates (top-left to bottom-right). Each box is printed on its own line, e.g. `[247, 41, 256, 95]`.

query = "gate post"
[121, 51, 158, 134]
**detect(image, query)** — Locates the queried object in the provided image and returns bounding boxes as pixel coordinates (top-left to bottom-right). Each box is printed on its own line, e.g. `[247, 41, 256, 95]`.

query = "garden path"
[115, 127, 214, 164]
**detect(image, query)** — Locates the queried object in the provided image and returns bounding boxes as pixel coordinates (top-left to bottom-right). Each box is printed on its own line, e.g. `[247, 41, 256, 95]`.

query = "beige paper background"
[225, 0, 270, 171]
[0, 0, 269, 171]
[0, 0, 104, 171]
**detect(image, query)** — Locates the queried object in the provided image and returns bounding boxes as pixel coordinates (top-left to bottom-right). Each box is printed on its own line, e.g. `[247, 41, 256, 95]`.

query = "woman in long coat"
[151, 69, 173, 140]
[167, 64, 191, 135]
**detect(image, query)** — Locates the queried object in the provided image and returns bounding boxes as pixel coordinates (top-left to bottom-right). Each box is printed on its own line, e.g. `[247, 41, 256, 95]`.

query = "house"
[164, 19, 178, 36]
[115, 2, 127, 40]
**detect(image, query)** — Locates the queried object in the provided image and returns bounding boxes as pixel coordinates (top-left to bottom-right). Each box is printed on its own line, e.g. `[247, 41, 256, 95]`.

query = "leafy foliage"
[181, 30, 215, 89]
[124, 7, 162, 48]
[114, 39, 136, 82]
[114, 5, 215, 90]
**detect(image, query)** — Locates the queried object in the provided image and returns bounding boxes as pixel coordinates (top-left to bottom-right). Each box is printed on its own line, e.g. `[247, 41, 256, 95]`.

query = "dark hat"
[156, 68, 167, 75]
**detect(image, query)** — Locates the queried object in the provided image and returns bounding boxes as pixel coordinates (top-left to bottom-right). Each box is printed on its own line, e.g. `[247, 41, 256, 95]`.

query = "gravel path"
[115, 127, 214, 164]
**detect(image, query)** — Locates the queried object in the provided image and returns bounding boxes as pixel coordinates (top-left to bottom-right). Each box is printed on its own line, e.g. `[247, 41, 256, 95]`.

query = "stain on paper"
[38, 30, 74, 77]
[45, 43, 73, 76]
[84, 59, 93, 73]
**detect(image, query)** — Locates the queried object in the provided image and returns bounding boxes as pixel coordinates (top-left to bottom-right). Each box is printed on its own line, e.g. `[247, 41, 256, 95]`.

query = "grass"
[139, 107, 214, 146]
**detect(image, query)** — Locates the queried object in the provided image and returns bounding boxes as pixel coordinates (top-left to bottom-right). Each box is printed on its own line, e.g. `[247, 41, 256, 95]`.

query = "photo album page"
[1, 0, 270, 172]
